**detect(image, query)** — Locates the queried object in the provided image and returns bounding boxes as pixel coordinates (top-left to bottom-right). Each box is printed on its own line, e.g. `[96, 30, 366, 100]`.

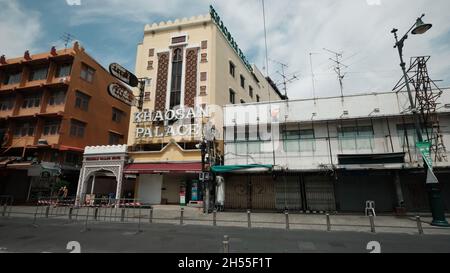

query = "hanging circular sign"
[108, 83, 137, 107]
[109, 63, 139, 87]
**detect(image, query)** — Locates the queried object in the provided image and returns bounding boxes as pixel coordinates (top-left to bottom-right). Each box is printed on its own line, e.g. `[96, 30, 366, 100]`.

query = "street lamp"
[391, 14, 449, 227]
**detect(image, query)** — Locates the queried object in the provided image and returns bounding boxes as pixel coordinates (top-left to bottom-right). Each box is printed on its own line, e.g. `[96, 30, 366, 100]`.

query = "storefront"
[124, 162, 203, 205]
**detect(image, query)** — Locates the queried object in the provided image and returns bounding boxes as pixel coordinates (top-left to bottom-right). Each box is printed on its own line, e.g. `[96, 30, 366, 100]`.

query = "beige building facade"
[125, 6, 284, 205]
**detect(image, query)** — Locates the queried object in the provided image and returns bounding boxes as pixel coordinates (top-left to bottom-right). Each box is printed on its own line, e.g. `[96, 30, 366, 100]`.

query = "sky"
[1, 0, 449, 100]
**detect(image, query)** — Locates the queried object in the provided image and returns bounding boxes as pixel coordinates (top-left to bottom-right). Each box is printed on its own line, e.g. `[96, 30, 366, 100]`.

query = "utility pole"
[324, 48, 348, 99]
[391, 14, 449, 227]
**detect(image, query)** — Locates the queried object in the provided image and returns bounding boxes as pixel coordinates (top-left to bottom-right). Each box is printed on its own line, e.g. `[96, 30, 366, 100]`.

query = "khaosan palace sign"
[209, 5, 253, 73]
[133, 106, 209, 138]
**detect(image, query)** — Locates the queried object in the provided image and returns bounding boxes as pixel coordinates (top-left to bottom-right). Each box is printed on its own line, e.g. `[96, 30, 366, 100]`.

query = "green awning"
[211, 164, 273, 173]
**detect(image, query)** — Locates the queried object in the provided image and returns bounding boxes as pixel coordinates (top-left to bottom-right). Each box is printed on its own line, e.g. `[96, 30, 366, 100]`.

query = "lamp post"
[391, 14, 449, 227]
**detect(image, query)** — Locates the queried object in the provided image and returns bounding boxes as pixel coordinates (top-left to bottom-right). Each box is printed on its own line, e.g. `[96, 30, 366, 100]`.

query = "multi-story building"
[0, 42, 131, 202]
[221, 90, 450, 213]
[75, 6, 284, 206]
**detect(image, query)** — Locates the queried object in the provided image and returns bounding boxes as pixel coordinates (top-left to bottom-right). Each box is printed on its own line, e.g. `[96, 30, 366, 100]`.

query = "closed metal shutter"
[305, 176, 336, 212]
[336, 173, 395, 212]
[401, 173, 429, 212]
[251, 176, 276, 210]
[275, 176, 302, 210]
[225, 177, 248, 210]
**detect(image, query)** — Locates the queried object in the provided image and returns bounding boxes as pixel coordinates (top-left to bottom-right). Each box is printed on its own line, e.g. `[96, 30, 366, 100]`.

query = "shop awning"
[211, 164, 273, 174]
[338, 153, 405, 165]
[124, 162, 203, 174]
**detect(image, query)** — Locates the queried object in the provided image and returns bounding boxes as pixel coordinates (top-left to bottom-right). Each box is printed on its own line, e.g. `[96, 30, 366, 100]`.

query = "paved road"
[0, 217, 450, 253]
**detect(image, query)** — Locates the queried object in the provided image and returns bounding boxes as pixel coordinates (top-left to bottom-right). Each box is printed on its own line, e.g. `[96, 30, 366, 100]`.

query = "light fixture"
[411, 15, 432, 35]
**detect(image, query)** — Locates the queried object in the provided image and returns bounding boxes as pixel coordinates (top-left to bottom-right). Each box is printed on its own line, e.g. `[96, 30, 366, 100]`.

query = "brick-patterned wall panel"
[154, 52, 169, 112]
[184, 48, 199, 108]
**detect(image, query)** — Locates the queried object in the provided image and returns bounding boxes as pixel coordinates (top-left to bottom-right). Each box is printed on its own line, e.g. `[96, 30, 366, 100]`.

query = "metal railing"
[1, 198, 447, 236]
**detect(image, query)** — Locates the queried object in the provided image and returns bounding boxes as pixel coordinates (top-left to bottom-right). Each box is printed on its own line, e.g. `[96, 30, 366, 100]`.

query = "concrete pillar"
[115, 172, 123, 208]
[90, 175, 96, 194]
[394, 171, 404, 207]
[75, 168, 85, 206]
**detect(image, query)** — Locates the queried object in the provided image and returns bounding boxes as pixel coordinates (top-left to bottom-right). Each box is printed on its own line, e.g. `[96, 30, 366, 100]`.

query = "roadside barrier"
[285, 210, 290, 230]
[416, 216, 424, 235]
[3, 199, 446, 236]
[223, 235, 229, 253]
[326, 214, 331, 231]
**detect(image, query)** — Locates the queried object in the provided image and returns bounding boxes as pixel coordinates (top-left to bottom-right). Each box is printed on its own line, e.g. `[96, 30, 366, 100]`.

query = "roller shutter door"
[225, 177, 248, 210]
[305, 176, 336, 212]
[337, 173, 396, 212]
[275, 176, 302, 210]
[251, 176, 276, 210]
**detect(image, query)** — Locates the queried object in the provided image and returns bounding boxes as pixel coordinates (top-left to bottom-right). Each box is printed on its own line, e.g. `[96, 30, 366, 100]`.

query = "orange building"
[0, 42, 131, 202]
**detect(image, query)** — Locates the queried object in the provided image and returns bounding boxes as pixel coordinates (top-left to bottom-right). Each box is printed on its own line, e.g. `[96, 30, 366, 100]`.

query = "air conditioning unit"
[37, 139, 49, 146]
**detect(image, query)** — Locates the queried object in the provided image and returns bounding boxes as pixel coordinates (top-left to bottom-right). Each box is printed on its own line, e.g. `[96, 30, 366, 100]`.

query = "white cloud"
[4, 0, 450, 99]
[74, 0, 449, 98]
[0, 0, 42, 57]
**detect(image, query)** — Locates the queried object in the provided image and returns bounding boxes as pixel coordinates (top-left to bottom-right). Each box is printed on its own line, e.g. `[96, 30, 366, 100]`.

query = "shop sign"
[108, 83, 137, 107]
[133, 106, 208, 139]
[210, 5, 253, 72]
[109, 63, 139, 87]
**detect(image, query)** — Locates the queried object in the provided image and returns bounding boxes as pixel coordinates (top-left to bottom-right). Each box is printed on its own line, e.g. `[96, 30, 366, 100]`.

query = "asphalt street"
[0, 217, 450, 253]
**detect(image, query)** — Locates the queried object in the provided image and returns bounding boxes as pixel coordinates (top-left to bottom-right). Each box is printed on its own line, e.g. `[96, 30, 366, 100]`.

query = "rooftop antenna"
[309, 52, 320, 104]
[323, 48, 348, 99]
[270, 58, 299, 100]
[60, 32, 76, 50]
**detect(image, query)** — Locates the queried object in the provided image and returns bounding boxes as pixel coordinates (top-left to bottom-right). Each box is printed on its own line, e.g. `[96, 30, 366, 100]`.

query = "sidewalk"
[3, 205, 450, 235]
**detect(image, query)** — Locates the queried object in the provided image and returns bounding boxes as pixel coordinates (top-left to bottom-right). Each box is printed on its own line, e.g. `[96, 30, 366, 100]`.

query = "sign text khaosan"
[133, 106, 209, 138]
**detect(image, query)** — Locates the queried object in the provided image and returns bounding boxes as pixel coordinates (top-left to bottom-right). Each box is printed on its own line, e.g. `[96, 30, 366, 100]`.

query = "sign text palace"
[133, 106, 209, 139]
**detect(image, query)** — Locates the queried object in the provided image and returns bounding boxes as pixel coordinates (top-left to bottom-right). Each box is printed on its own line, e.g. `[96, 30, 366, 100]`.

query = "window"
[200, 72, 207, 81]
[42, 120, 60, 135]
[14, 121, 35, 137]
[48, 90, 66, 105]
[283, 129, 316, 152]
[80, 63, 95, 83]
[75, 91, 90, 111]
[3, 71, 21, 85]
[249, 86, 253, 98]
[65, 152, 81, 165]
[229, 61, 235, 77]
[396, 123, 427, 151]
[144, 92, 151, 101]
[0, 97, 14, 111]
[109, 132, 124, 145]
[338, 125, 374, 151]
[21, 94, 41, 108]
[148, 48, 155, 57]
[55, 63, 72, 78]
[229, 89, 236, 104]
[29, 66, 48, 81]
[172, 36, 186, 44]
[70, 120, 86, 138]
[256, 95, 260, 102]
[147, 61, 153, 70]
[240, 75, 245, 88]
[201, 40, 208, 49]
[112, 107, 125, 123]
[169, 48, 183, 109]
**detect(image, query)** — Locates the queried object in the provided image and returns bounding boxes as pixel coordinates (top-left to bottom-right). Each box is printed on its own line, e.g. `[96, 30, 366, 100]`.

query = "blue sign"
[191, 181, 198, 201]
